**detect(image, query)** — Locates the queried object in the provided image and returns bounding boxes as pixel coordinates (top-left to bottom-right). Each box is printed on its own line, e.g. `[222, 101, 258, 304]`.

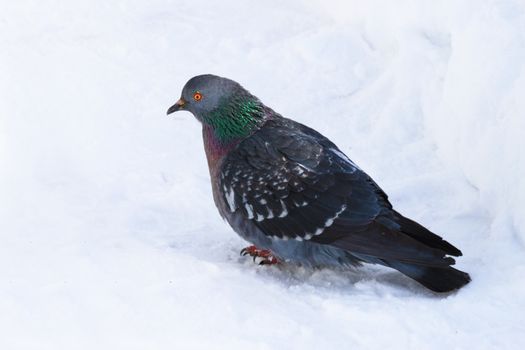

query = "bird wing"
[219, 118, 452, 266]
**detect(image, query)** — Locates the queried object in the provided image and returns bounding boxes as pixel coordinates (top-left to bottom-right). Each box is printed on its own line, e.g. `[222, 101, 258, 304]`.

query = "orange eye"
[193, 92, 202, 101]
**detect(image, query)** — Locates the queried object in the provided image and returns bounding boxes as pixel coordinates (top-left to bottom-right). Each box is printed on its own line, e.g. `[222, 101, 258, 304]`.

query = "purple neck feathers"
[202, 124, 239, 172]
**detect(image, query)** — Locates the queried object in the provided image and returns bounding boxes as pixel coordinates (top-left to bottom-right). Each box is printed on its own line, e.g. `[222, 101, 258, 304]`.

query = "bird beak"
[167, 98, 186, 115]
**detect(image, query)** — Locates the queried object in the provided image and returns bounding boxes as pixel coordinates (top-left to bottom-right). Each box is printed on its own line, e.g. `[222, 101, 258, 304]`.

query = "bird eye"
[193, 92, 202, 101]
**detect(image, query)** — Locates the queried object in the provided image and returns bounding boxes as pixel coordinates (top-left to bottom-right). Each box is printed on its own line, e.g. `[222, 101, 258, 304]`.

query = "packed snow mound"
[1, 0, 524, 349]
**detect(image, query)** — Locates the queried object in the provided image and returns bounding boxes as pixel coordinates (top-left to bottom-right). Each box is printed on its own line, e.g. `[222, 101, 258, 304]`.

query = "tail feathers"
[395, 211, 462, 257]
[384, 260, 471, 293]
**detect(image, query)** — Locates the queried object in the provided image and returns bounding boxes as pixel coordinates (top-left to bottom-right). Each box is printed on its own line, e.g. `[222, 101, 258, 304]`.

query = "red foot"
[240, 245, 279, 265]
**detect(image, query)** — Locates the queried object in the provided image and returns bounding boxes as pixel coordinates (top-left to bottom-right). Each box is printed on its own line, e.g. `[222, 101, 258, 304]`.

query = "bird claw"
[240, 245, 258, 256]
[240, 245, 279, 265]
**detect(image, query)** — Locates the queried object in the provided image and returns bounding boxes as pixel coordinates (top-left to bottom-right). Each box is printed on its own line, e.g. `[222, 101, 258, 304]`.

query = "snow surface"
[1, 0, 525, 349]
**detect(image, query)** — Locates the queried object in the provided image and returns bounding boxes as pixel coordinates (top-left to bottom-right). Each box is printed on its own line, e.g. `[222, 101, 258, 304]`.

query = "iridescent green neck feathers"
[202, 95, 266, 143]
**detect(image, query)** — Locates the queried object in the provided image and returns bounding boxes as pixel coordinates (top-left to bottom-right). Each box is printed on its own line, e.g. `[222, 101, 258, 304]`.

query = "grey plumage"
[167, 74, 471, 293]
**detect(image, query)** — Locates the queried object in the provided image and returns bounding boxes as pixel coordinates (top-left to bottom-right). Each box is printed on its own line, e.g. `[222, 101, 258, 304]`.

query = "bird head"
[167, 74, 239, 120]
[167, 74, 267, 142]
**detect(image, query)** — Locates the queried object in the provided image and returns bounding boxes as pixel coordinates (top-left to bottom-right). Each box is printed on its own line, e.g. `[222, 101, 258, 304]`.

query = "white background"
[1, 0, 524, 349]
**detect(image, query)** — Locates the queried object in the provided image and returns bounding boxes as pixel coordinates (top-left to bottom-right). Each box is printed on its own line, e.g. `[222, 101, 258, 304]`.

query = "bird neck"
[203, 95, 267, 144]
[202, 124, 240, 172]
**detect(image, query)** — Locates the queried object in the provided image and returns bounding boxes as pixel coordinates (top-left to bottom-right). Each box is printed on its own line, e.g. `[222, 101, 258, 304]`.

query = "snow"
[1, 0, 525, 349]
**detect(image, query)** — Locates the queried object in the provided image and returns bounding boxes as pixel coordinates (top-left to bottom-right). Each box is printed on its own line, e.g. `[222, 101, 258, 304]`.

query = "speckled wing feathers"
[220, 118, 376, 241]
[218, 118, 457, 267]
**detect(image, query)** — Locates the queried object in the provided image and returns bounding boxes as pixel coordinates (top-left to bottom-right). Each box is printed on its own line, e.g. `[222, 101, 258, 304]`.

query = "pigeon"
[167, 74, 471, 293]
